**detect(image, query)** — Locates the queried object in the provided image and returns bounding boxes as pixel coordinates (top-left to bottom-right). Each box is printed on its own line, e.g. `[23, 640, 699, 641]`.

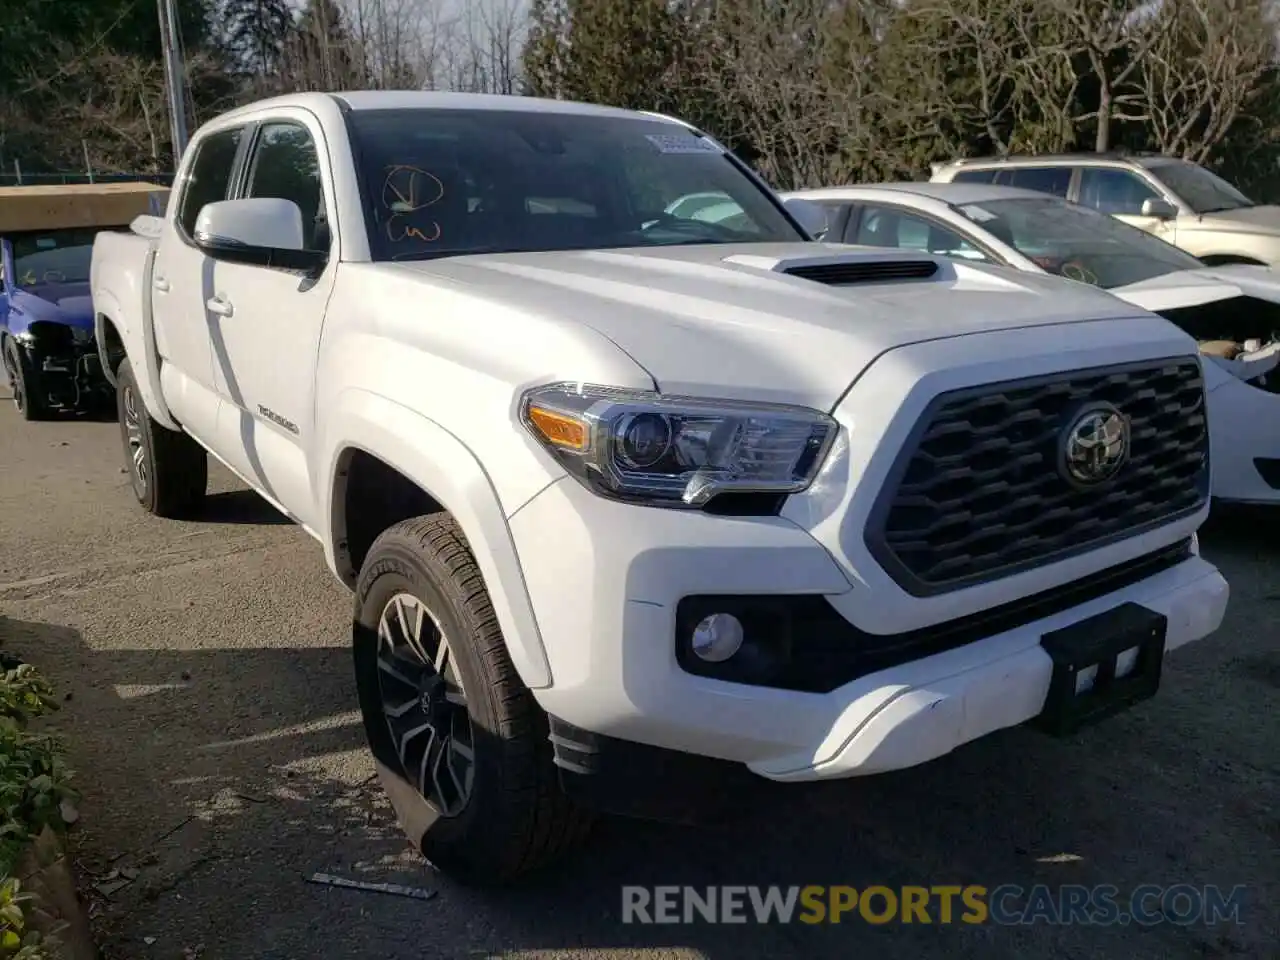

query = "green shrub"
[0, 661, 77, 960]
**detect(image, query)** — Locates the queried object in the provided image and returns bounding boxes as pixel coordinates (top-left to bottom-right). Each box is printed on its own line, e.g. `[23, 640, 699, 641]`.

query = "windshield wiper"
[1198, 202, 1254, 214]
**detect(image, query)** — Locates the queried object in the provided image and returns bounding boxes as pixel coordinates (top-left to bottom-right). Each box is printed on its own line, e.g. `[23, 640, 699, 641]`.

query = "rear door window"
[950, 169, 998, 184]
[847, 204, 990, 261]
[996, 166, 1072, 198]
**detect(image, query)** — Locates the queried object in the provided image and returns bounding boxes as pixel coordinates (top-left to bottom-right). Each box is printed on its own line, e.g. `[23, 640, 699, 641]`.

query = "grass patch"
[0, 658, 78, 960]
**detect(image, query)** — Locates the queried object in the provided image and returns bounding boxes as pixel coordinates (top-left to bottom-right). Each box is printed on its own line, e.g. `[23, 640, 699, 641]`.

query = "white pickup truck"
[91, 91, 1229, 886]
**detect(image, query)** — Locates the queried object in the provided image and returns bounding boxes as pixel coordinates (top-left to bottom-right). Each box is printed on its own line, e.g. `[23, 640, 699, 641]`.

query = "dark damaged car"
[1, 182, 168, 419]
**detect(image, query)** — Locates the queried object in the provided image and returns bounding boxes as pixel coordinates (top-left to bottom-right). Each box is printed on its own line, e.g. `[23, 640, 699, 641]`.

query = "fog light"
[691, 613, 744, 663]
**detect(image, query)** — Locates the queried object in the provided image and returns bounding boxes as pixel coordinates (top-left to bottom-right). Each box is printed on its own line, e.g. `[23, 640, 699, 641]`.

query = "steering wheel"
[42, 269, 67, 283]
[1059, 259, 1099, 286]
[640, 213, 742, 241]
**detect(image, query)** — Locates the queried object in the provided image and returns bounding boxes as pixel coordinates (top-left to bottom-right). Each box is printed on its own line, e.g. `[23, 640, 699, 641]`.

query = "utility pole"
[157, 0, 189, 165]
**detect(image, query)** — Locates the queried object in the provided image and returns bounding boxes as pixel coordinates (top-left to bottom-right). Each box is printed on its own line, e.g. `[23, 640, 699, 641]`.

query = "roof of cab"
[209, 90, 658, 125]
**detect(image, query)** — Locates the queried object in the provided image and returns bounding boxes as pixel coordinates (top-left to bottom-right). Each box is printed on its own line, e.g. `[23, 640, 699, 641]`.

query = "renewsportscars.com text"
[621, 884, 1247, 926]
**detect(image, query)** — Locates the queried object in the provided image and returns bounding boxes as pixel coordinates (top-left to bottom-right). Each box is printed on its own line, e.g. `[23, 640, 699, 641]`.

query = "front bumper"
[14, 327, 111, 409]
[752, 553, 1225, 780]
[511, 476, 1228, 783]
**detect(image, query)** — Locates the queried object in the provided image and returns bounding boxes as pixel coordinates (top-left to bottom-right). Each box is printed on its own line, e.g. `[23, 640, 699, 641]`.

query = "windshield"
[955, 196, 1205, 289]
[8, 228, 99, 289]
[346, 108, 804, 262]
[1145, 160, 1253, 214]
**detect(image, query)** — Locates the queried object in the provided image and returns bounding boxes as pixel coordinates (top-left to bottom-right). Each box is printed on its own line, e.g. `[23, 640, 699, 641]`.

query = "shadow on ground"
[192, 489, 292, 525]
[0, 564, 1275, 960]
[1201, 503, 1280, 553]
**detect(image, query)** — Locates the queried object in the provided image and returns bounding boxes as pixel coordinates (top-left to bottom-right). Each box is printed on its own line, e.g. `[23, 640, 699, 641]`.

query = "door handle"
[153, 276, 170, 292]
[206, 296, 234, 318]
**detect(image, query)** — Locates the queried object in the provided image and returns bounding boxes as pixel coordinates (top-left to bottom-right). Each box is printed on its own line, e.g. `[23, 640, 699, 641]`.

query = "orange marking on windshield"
[382, 165, 446, 245]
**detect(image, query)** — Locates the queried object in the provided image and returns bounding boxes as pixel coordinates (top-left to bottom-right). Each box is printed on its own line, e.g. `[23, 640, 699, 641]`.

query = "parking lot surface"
[0, 394, 1276, 960]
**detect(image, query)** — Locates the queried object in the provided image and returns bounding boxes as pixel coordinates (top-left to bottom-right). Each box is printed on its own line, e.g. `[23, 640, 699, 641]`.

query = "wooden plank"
[0, 182, 170, 233]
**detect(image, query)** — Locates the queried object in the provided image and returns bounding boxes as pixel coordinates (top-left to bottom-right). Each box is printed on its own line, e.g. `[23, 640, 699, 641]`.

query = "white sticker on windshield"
[963, 205, 997, 222]
[645, 133, 721, 155]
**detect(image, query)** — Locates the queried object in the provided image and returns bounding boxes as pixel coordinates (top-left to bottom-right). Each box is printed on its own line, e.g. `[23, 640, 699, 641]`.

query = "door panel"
[152, 124, 247, 436]
[208, 114, 337, 528]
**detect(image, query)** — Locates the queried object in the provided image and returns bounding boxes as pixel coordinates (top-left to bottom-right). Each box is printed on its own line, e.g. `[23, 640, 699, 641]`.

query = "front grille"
[866, 358, 1209, 596]
[785, 260, 938, 285]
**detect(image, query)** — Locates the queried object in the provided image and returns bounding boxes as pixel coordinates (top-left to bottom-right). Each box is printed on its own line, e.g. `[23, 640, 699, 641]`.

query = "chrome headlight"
[520, 382, 837, 507]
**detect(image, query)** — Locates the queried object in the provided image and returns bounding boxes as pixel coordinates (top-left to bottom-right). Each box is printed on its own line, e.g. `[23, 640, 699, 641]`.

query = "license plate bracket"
[1033, 602, 1167, 737]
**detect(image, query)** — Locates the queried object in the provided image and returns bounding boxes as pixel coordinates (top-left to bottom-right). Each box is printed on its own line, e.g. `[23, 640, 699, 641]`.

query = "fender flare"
[323, 389, 554, 690]
[93, 263, 179, 431]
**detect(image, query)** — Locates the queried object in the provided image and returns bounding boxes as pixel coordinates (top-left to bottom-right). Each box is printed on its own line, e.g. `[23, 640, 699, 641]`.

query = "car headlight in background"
[520, 382, 837, 507]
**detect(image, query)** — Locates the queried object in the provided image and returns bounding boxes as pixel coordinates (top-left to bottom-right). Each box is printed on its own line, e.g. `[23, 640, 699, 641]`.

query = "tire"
[353, 515, 593, 886]
[116, 357, 208, 518]
[3, 337, 50, 421]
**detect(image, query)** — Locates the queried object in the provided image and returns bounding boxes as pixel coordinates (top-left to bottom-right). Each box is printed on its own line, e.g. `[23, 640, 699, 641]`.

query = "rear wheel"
[117, 358, 207, 517]
[353, 515, 592, 886]
[3, 337, 49, 421]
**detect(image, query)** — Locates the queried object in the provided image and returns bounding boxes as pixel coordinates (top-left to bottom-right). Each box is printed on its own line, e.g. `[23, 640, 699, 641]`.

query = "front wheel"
[353, 515, 592, 886]
[3, 337, 50, 421]
[116, 358, 208, 517]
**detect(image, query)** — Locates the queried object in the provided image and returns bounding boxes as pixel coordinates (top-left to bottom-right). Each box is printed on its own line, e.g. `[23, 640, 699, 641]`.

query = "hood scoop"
[722, 249, 945, 286]
[784, 259, 938, 285]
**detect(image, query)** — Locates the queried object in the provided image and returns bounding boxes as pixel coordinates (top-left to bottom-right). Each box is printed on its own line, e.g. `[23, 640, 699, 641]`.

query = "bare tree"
[345, 0, 452, 88]
[17, 45, 229, 172]
[897, 0, 1027, 156]
[697, 0, 861, 188]
[278, 0, 369, 92]
[442, 0, 525, 94]
[1139, 0, 1278, 162]
[1049, 0, 1173, 152]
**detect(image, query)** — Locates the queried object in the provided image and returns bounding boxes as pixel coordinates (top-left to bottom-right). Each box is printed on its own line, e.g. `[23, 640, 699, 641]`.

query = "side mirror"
[1140, 198, 1177, 220]
[783, 197, 831, 240]
[193, 198, 326, 272]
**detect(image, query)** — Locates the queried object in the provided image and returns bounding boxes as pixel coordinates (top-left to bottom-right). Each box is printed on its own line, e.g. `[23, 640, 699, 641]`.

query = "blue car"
[1, 182, 166, 420]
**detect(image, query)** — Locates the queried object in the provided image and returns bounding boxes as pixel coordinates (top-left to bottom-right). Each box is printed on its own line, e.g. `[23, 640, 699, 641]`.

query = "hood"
[5, 282, 94, 330]
[1110, 264, 1280, 312]
[1188, 204, 1280, 237]
[396, 242, 1153, 410]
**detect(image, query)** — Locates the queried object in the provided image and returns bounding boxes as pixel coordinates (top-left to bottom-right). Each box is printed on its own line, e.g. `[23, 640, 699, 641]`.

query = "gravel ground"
[0, 392, 1275, 960]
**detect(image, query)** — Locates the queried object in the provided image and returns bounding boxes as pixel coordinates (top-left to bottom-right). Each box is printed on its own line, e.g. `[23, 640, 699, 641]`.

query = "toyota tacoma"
[90, 91, 1229, 885]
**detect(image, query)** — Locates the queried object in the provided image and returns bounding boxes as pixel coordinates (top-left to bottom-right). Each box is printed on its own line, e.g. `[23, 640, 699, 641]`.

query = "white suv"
[90, 92, 1229, 885]
[931, 153, 1280, 267]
